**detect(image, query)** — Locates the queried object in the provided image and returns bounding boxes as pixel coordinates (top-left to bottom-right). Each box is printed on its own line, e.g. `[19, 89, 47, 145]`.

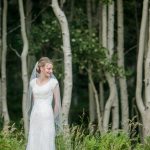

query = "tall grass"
[0, 123, 25, 150]
[0, 123, 150, 150]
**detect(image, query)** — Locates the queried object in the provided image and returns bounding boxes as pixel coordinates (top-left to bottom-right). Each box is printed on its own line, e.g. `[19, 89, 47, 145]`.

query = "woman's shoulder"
[51, 77, 58, 84]
[50, 77, 59, 89]
[30, 78, 36, 87]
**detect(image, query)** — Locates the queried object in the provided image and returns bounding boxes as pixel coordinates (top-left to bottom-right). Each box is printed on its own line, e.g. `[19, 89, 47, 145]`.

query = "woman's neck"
[38, 74, 49, 81]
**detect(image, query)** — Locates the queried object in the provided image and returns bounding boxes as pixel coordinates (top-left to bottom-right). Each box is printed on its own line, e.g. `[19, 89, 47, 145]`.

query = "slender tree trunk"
[98, 1, 104, 117]
[0, 0, 2, 116]
[1, 0, 10, 130]
[143, 8, 150, 138]
[88, 68, 103, 133]
[51, 1, 72, 149]
[107, 1, 119, 131]
[99, 81, 104, 116]
[117, 0, 129, 132]
[136, 0, 150, 138]
[51, 0, 73, 128]
[18, 0, 29, 137]
[87, 0, 97, 124]
[88, 78, 96, 123]
[101, 2, 118, 132]
[98, 1, 102, 44]
[112, 95, 119, 131]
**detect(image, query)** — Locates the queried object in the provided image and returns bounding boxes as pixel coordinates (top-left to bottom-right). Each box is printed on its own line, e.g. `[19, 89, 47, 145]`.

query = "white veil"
[26, 61, 63, 135]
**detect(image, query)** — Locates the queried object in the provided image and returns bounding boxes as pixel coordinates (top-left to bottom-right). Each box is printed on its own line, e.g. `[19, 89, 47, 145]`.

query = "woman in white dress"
[26, 57, 62, 150]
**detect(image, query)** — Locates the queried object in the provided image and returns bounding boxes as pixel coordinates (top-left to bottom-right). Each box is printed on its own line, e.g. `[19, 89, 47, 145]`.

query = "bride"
[26, 57, 62, 150]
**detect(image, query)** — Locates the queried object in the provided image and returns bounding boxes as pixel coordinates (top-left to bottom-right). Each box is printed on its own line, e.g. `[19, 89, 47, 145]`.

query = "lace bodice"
[30, 78, 58, 103]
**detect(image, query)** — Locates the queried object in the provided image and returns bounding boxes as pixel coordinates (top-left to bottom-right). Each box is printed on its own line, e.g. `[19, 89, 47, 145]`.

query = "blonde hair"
[36, 57, 53, 73]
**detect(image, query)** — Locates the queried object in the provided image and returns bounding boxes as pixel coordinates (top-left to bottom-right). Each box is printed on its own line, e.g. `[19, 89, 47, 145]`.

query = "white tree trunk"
[18, 0, 29, 137]
[136, 0, 150, 138]
[102, 4, 107, 48]
[117, 0, 129, 132]
[144, 9, 150, 109]
[102, 2, 118, 132]
[99, 81, 104, 116]
[136, 0, 148, 113]
[142, 8, 150, 138]
[51, 0, 73, 127]
[112, 95, 119, 131]
[108, 1, 119, 131]
[98, 1, 104, 117]
[1, 0, 10, 129]
[103, 75, 116, 132]
[0, 79, 2, 116]
[86, 0, 97, 124]
[88, 68, 103, 133]
[88, 80, 96, 123]
[0, 1, 2, 116]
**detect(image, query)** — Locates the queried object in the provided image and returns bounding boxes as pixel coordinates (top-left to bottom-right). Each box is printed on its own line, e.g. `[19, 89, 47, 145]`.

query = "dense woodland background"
[1, 0, 150, 149]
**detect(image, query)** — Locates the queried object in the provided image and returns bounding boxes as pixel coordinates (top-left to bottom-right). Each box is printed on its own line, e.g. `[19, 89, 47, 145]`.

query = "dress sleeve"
[53, 79, 63, 135]
[30, 78, 36, 88]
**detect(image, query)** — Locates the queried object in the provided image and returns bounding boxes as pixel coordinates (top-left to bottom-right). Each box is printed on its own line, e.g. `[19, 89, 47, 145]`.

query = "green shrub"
[1, 124, 150, 150]
[0, 124, 25, 150]
[98, 132, 131, 150]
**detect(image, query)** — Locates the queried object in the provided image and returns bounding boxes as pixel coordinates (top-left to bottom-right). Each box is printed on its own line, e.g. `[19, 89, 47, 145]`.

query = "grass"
[0, 123, 150, 150]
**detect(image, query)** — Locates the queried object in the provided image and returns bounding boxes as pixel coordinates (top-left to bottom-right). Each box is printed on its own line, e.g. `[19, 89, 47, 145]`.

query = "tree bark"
[98, 1, 104, 118]
[18, 0, 29, 137]
[99, 81, 104, 117]
[136, 0, 149, 138]
[0, 0, 2, 116]
[102, 2, 119, 132]
[1, 0, 10, 129]
[88, 78, 96, 123]
[136, 0, 148, 113]
[86, 0, 97, 124]
[88, 68, 103, 133]
[0, 71, 1, 118]
[108, 1, 119, 131]
[117, 0, 129, 132]
[51, 0, 73, 128]
[142, 8, 150, 138]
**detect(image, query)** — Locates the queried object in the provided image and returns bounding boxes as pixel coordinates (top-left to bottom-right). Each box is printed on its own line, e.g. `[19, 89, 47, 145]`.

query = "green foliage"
[30, 14, 61, 55]
[1, 124, 150, 150]
[134, 137, 150, 150]
[0, 124, 25, 150]
[71, 29, 124, 78]
[57, 126, 132, 150]
[98, 132, 131, 150]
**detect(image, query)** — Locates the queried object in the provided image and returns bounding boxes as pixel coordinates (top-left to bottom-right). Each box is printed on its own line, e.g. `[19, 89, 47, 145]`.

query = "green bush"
[1, 124, 150, 150]
[0, 124, 25, 150]
[98, 132, 131, 150]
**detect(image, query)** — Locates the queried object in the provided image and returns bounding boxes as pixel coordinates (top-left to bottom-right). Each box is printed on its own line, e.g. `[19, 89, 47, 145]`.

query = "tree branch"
[9, 45, 21, 58]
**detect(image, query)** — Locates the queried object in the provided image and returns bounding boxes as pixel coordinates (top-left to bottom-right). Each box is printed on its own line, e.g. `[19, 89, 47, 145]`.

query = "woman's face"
[41, 63, 53, 77]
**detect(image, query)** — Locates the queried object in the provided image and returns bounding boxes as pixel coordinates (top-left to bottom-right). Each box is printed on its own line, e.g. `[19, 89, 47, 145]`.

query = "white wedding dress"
[26, 77, 58, 150]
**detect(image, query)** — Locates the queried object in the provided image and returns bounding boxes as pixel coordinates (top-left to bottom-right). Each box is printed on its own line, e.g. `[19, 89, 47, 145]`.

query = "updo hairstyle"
[36, 57, 53, 73]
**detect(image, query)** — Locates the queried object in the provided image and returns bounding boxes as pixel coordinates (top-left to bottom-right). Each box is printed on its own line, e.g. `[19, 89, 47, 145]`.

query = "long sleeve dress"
[26, 77, 58, 150]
